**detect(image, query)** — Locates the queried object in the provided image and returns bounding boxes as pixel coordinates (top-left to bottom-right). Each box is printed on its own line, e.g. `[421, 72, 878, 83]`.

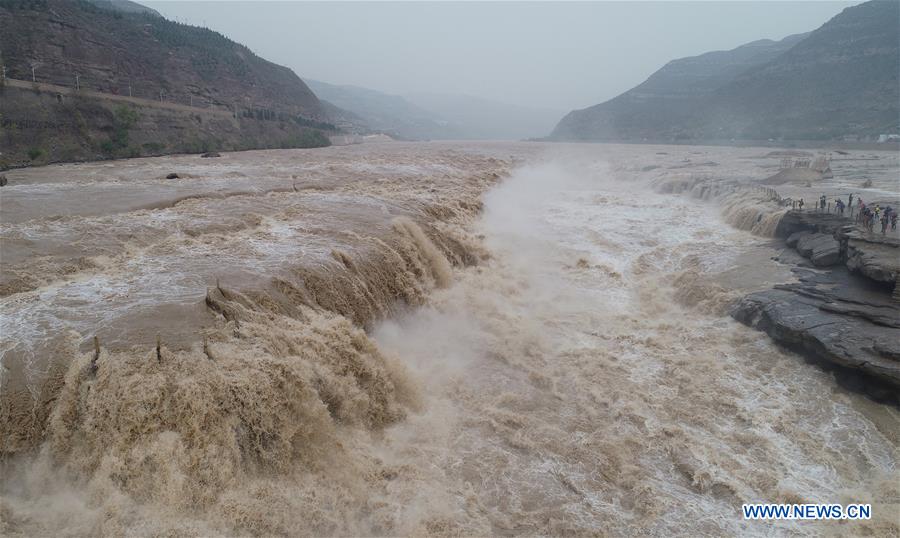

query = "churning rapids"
[1, 142, 898, 536]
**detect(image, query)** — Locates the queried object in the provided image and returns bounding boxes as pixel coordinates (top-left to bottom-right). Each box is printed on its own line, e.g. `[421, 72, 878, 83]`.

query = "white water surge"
[1, 145, 897, 536]
[372, 159, 899, 536]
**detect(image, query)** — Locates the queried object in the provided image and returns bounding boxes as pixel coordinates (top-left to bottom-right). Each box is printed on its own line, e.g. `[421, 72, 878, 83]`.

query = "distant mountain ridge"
[551, 0, 899, 142]
[308, 79, 563, 140]
[626, 33, 809, 100]
[551, 32, 807, 141]
[306, 79, 460, 140]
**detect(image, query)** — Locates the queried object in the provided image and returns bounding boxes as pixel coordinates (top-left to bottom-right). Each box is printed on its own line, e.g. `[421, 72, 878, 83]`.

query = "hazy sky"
[145, 1, 859, 112]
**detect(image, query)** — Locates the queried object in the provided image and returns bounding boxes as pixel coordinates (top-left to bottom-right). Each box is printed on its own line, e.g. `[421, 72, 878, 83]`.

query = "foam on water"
[1, 145, 897, 536]
[369, 160, 899, 536]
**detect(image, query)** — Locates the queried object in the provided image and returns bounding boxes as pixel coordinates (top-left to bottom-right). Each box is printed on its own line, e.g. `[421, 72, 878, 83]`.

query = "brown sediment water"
[1, 142, 898, 536]
[0, 143, 507, 453]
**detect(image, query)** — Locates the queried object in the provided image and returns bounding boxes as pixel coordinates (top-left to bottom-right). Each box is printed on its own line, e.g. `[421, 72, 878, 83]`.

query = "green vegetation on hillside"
[99, 105, 140, 156]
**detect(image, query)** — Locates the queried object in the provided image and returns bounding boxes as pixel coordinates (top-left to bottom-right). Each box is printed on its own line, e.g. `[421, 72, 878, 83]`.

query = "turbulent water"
[1, 143, 898, 536]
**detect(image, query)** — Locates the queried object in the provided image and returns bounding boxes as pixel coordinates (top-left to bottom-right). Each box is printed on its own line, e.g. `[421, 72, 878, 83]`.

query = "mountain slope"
[552, 0, 899, 142]
[709, 0, 900, 139]
[627, 33, 809, 100]
[0, 0, 325, 119]
[0, 0, 333, 165]
[307, 79, 460, 140]
[550, 33, 807, 141]
[85, 0, 161, 16]
[317, 99, 370, 133]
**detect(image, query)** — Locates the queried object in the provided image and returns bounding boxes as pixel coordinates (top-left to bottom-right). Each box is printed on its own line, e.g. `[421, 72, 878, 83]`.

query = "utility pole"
[31, 65, 36, 82]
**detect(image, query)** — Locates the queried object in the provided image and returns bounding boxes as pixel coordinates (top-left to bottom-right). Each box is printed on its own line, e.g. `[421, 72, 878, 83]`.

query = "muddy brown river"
[1, 142, 898, 536]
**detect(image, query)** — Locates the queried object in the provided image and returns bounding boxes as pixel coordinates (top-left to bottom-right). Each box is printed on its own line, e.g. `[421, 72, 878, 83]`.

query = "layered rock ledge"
[775, 210, 899, 287]
[790, 232, 841, 267]
[732, 267, 900, 402]
[732, 210, 900, 403]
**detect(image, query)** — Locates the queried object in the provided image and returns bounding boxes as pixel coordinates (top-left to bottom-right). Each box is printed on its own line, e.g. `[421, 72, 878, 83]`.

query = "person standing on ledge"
[884, 207, 895, 233]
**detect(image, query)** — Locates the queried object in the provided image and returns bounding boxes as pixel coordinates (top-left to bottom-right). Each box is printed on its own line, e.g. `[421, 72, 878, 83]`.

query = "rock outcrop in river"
[732, 210, 900, 402]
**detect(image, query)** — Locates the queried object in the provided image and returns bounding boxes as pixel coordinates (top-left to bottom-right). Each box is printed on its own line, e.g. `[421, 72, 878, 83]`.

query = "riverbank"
[0, 81, 332, 168]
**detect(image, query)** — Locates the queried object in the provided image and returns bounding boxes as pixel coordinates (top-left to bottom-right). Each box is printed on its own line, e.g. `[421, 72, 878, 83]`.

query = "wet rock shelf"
[732, 211, 900, 404]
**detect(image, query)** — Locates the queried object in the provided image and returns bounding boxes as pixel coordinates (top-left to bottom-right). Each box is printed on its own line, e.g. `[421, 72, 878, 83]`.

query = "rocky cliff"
[732, 210, 900, 402]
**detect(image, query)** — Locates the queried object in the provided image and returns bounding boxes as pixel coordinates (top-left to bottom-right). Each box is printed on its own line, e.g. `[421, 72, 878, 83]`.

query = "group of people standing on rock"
[857, 200, 897, 234]
[796, 194, 836, 213]
[795, 192, 897, 234]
